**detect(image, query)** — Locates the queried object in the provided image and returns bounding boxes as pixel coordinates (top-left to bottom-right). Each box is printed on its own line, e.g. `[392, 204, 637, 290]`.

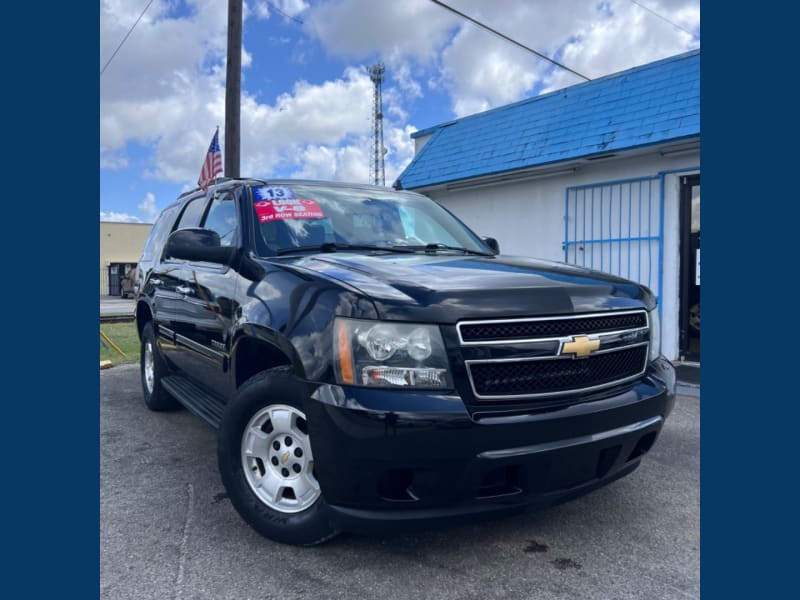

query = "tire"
[217, 367, 337, 546]
[140, 322, 180, 411]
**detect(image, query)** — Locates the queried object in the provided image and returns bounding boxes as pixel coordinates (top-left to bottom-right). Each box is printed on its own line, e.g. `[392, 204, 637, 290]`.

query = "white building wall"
[414, 133, 433, 154]
[426, 151, 699, 361]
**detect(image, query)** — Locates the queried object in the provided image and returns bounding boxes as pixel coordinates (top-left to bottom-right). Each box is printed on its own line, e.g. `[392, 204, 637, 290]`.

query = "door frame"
[678, 174, 700, 361]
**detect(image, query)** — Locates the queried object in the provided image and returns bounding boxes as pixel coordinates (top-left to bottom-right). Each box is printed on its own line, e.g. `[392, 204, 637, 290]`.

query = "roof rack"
[176, 177, 260, 199]
[175, 177, 399, 201]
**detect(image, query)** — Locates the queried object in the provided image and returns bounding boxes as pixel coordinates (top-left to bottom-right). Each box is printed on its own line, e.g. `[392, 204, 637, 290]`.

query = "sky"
[99, 0, 700, 223]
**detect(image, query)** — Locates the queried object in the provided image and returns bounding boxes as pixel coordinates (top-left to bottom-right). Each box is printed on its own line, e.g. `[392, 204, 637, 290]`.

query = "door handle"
[150, 278, 163, 286]
[176, 286, 192, 295]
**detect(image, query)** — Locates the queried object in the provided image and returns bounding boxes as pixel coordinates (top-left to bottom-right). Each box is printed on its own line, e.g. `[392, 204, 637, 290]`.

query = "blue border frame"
[9, 1, 97, 596]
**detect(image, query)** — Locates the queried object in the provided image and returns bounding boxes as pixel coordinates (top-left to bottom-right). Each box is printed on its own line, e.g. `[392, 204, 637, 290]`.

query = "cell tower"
[368, 63, 386, 186]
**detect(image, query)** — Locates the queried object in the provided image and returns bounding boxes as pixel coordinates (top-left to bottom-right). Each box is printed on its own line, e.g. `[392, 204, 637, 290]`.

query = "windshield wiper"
[276, 243, 416, 255]
[396, 243, 492, 256]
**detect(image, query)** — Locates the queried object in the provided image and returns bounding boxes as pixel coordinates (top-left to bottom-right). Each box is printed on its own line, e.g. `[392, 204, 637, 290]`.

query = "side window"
[141, 204, 180, 261]
[175, 196, 209, 230]
[202, 193, 238, 247]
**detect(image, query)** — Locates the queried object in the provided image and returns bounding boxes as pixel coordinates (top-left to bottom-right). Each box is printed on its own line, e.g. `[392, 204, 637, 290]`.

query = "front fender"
[235, 278, 379, 382]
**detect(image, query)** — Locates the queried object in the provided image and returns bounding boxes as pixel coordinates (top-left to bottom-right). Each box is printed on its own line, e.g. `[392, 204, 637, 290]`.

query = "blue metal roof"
[395, 50, 699, 190]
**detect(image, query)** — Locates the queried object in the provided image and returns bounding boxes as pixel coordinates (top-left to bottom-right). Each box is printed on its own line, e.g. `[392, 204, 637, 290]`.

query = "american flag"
[198, 128, 223, 191]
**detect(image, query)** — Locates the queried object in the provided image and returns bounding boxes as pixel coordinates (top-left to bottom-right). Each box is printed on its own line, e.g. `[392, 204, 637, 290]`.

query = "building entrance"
[679, 174, 700, 362]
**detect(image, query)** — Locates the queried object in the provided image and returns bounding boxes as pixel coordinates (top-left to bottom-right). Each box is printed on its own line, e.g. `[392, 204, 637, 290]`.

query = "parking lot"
[101, 363, 699, 600]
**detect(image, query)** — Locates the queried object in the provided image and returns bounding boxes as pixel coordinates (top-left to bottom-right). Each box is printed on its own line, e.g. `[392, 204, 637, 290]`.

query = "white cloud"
[391, 62, 422, 100]
[305, 0, 458, 62]
[242, 47, 253, 68]
[253, 2, 270, 20]
[100, 149, 128, 170]
[100, 0, 229, 162]
[278, 0, 310, 19]
[138, 193, 158, 220]
[385, 124, 417, 184]
[237, 66, 375, 181]
[441, 26, 541, 117]
[304, 0, 698, 120]
[435, 0, 698, 117]
[100, 211, 142, 223]
[101, 0, 699, 197]
[289, 122, 417, 186]
[540, 0, 699, 94]
[287, 141, 375, 185]
[290, 144, 345, 180]
[101, 0, 383, 187]
[251, 0, 309, 22]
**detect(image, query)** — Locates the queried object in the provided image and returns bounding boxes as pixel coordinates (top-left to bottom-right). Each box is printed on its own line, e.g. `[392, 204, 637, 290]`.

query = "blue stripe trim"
[563, 236, 660, 245]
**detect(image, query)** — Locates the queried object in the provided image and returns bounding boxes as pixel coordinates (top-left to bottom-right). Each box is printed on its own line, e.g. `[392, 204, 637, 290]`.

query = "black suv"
[135, 178, 675, 545]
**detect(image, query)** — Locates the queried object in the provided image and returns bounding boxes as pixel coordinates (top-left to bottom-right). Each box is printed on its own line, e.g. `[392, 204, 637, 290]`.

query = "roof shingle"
[396, 50, 700, 189]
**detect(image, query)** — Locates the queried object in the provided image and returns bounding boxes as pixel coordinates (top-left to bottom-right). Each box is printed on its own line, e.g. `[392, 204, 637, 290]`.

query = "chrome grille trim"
[458, 310, 651, 400]
[457, 309, 648, 346]
[465, 343, 649, 400]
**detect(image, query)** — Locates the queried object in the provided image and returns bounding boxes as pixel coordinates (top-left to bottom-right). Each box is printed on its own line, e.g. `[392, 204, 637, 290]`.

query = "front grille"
[468, 345, 647, 398]
[459, 312, 647, 343]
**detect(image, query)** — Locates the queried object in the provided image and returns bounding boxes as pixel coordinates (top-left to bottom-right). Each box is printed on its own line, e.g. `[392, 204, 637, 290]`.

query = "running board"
[161, 375, 225, 428]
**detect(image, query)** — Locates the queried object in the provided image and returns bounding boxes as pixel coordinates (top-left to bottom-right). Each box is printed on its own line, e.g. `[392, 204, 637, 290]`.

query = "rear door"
[152, 193, 211, 373]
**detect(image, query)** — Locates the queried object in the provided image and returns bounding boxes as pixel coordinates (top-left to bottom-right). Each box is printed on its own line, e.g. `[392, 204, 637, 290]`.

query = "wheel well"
[234, 337, 292, 389]
[136, 302, 152, 339]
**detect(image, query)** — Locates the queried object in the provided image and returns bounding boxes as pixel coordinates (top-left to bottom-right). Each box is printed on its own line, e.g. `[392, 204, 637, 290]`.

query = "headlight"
[648, 308, 661, 362]
[333, 318, 452, 389]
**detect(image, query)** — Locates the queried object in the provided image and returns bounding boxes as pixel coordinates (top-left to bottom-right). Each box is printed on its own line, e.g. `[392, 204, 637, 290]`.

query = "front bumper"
[304, 357, 675, 534]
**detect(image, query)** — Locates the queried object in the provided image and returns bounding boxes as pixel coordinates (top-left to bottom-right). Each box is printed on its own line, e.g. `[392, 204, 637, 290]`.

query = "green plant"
[100, 321, 140, 365]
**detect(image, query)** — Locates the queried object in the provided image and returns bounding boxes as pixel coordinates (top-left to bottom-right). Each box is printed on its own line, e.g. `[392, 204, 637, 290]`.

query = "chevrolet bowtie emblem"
[561, 335, 600, 358]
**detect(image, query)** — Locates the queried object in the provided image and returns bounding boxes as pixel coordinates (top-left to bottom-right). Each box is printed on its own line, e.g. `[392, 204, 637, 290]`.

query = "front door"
[159, 190, 241, 399]
[679, 174, 700, 362]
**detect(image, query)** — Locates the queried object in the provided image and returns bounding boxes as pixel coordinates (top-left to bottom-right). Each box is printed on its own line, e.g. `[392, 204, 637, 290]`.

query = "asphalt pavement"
[101, 363, 699, 600]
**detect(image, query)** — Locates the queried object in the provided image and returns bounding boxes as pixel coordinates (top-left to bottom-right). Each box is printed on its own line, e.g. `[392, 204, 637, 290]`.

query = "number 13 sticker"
[254, 186, 296, 201]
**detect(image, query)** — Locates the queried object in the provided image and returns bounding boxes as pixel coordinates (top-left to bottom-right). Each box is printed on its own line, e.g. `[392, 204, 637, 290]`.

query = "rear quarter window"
[140, 204, 180, 261]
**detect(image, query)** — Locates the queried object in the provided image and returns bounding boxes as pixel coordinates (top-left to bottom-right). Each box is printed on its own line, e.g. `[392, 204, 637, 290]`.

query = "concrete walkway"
[100, 296, 135, 317]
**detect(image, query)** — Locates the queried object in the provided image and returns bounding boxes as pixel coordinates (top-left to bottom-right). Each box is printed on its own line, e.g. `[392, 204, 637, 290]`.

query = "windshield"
[249, 184, 490, 256]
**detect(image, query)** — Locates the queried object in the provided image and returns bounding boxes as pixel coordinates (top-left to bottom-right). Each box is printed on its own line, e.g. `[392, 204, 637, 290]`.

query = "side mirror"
[482, 237, 500, 255]
[164, 228, 235, 264]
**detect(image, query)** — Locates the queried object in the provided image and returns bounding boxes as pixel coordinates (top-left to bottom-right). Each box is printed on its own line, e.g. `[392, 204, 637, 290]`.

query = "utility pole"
[224, 0, 242, 178]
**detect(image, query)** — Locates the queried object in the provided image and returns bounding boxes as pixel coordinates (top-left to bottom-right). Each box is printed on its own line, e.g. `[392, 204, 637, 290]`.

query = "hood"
[276, 252, 653, 323]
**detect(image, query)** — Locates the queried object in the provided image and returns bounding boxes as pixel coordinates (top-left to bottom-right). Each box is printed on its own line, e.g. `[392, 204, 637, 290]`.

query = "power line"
[100, 0, 156, 76]
[428, 0, 590, 82]
[628, 0, 697, 37]
[266, 1, 304, 24]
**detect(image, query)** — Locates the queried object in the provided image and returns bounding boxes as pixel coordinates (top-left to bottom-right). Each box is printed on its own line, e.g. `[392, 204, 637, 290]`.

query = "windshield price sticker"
[254, 186, 296, 201]
[254, 198, 325, 222]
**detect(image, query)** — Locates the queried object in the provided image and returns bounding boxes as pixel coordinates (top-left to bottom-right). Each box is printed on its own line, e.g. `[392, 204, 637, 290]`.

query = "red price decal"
[254, 198, 325, 222]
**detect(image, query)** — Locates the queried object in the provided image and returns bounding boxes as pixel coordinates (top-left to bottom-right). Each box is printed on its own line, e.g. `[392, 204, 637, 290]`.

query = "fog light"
[361, 366, 448, 388]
